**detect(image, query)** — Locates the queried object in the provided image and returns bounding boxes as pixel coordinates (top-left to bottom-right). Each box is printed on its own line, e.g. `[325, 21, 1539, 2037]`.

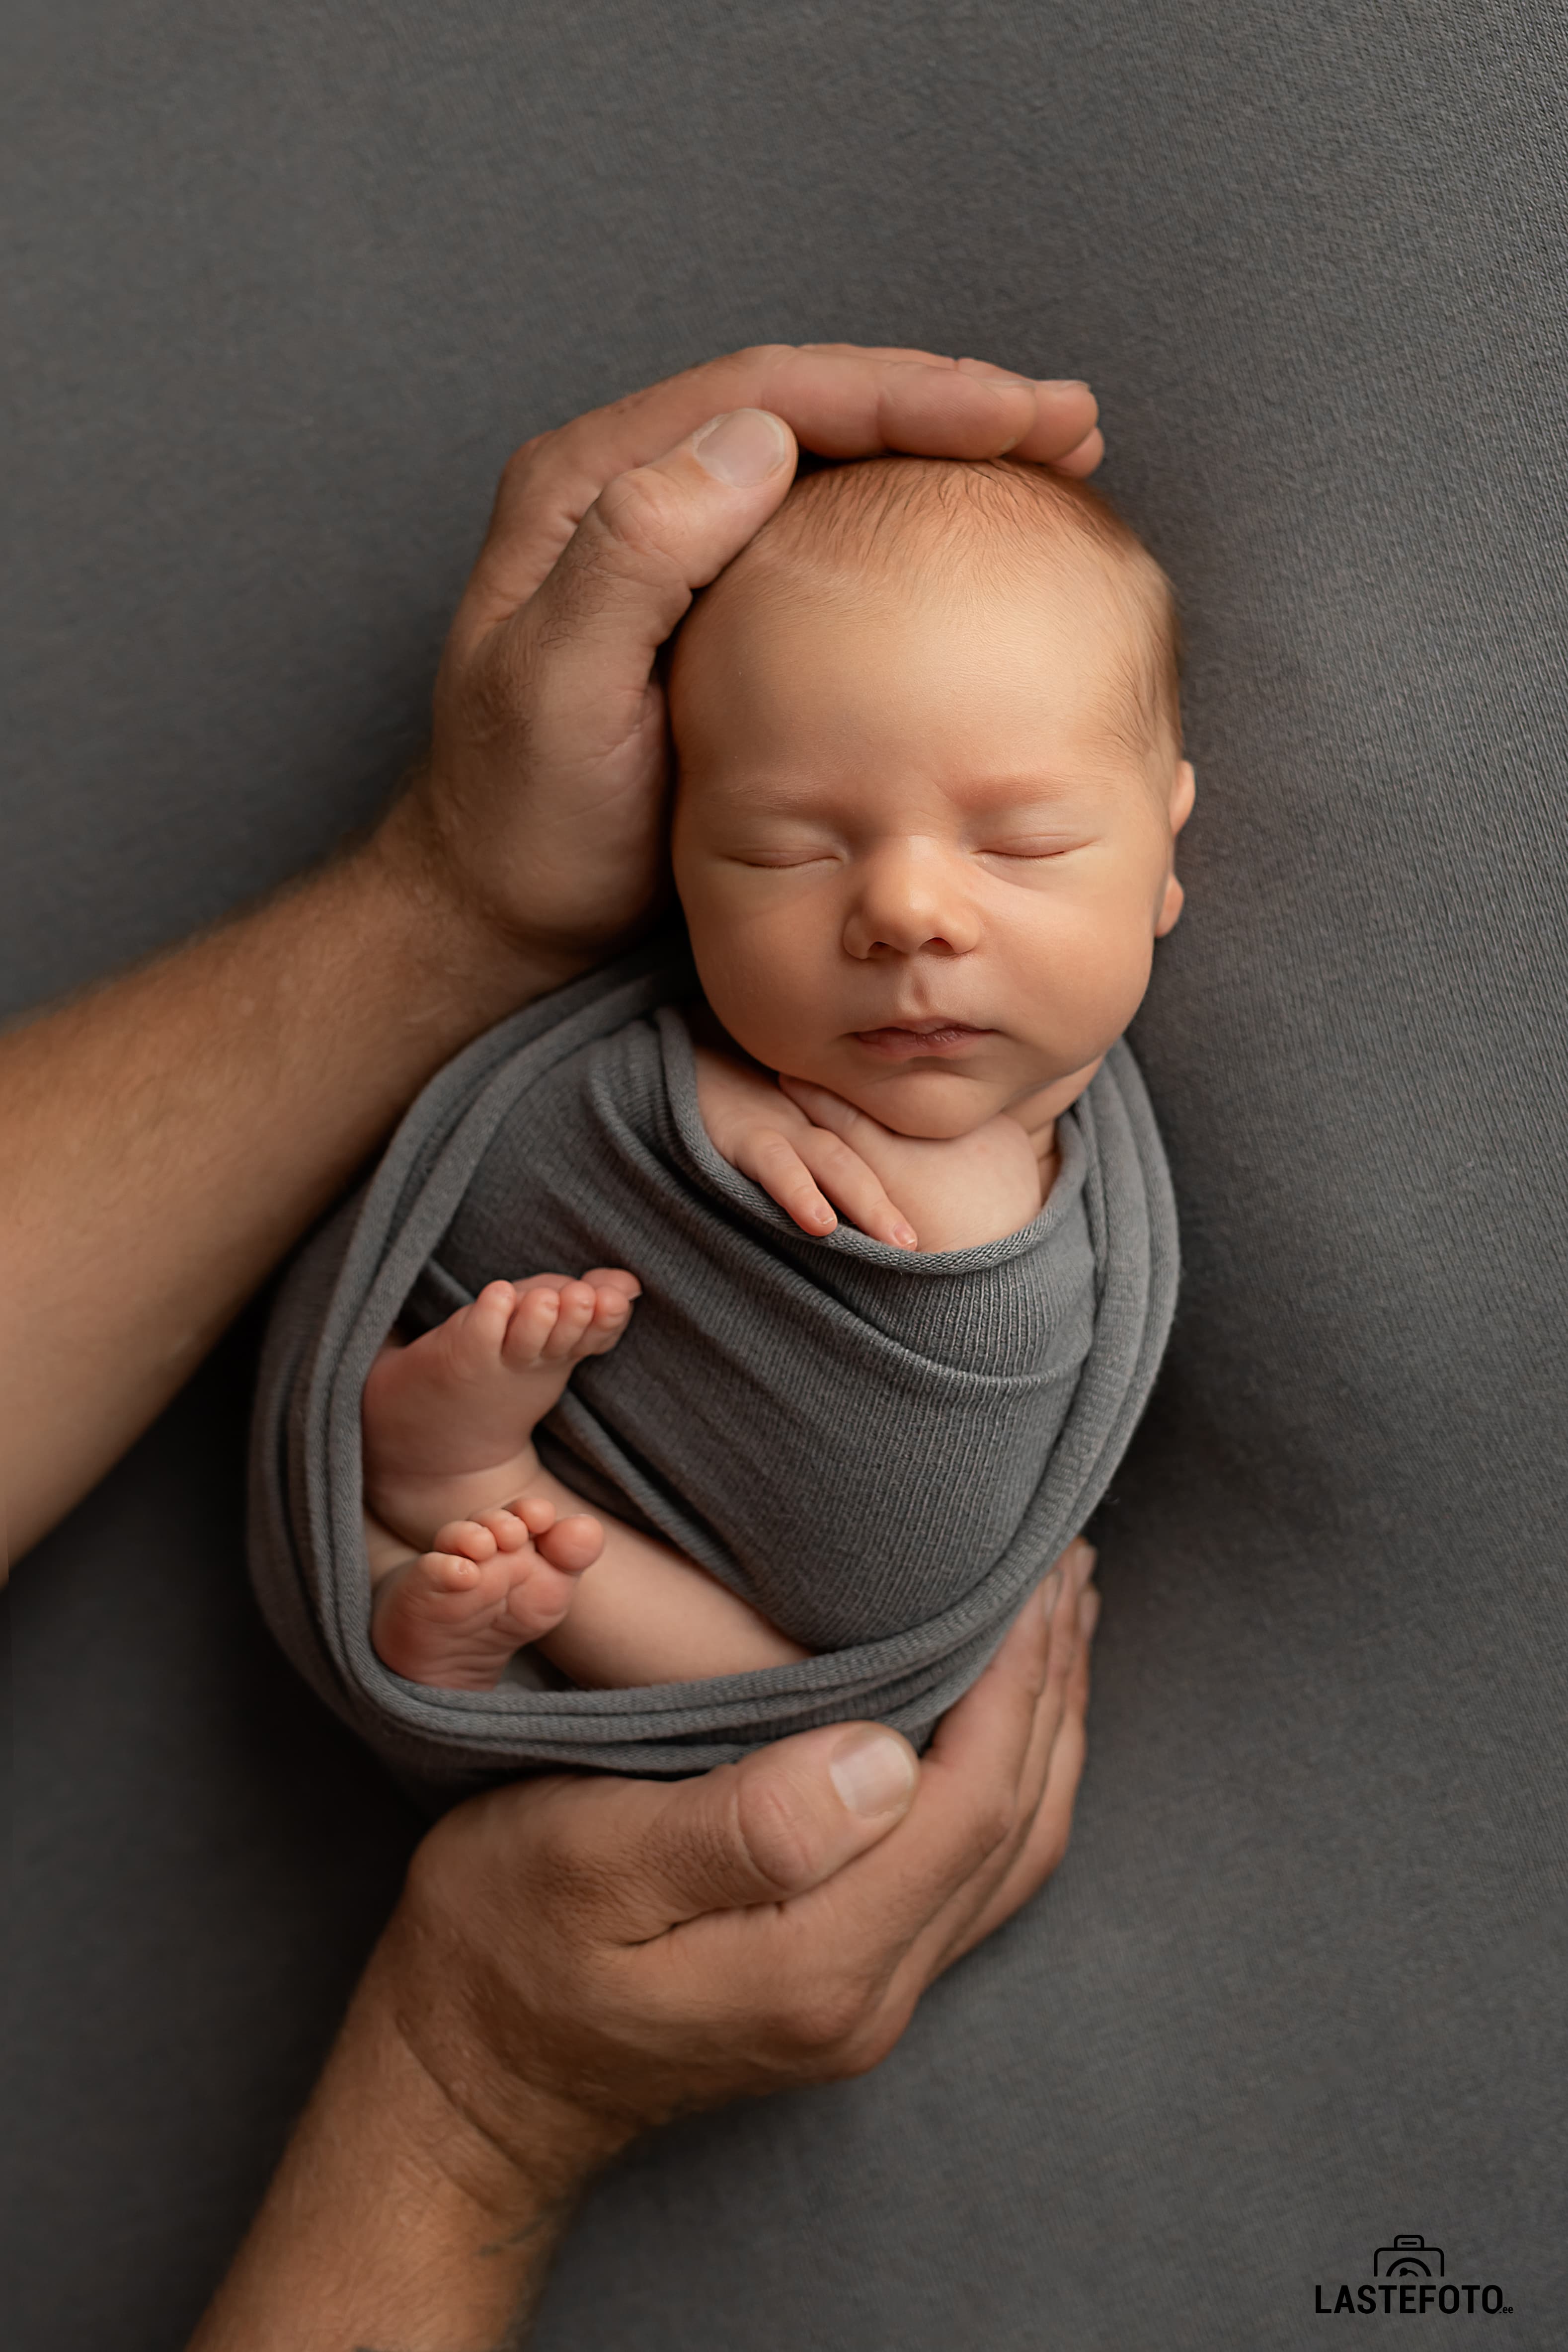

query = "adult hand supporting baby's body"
[194, 1542, 1097, 2350]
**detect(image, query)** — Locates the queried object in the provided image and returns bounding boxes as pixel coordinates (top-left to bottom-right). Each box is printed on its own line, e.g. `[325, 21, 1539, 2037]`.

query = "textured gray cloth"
[9, 2, 1566, 2346]
[249, 950, 1176, 1780]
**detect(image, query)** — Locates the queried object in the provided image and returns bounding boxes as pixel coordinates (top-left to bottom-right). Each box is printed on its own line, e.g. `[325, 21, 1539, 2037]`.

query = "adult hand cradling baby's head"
[375, 347, 1100, 998]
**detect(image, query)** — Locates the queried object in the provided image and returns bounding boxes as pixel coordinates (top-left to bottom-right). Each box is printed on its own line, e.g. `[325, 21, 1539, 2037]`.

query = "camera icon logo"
[1373, 2236, 1445, 2279]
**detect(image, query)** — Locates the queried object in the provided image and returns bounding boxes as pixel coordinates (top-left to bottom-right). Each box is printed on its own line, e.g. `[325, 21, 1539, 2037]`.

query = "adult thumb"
[505, 407, 796, 678]
[627, 1721, 920, 1934]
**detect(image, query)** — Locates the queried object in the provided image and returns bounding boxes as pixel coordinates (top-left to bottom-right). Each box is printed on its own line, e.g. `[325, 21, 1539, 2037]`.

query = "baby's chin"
[828, 1064, 1017, 1140]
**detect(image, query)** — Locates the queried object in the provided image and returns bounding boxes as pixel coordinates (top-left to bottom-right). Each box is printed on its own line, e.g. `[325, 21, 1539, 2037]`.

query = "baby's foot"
[371, 1497, 604, 1691]
[363, 1269, 639, 1545]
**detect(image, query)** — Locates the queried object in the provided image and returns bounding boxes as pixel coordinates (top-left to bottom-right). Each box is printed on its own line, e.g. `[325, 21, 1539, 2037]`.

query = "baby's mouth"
[852, 1021, 994, 1059]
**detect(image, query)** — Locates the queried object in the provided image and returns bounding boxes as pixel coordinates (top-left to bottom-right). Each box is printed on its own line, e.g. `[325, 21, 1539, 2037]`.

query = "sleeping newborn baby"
[358, 455, 1192, 1696]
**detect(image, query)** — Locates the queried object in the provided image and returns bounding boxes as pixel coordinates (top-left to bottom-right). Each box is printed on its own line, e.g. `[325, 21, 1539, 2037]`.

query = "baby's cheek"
[692, 898, 837, 1057]
[1024, 914, 1155, 1056]
[690, 945, 806, 1072]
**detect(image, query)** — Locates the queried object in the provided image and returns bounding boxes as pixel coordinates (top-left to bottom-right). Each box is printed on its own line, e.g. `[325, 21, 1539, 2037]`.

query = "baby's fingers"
[731, 1128, 839, 1236]
[776, 1074, 876, 1141]
[796, 1131, 917, 1250]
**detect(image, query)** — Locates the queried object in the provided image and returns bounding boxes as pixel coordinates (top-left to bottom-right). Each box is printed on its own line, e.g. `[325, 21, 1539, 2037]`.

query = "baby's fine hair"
[714, 453, 1182, 756]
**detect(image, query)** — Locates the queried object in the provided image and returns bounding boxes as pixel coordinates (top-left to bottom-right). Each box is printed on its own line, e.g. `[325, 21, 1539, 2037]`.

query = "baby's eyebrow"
[946, 772, 1114, 815]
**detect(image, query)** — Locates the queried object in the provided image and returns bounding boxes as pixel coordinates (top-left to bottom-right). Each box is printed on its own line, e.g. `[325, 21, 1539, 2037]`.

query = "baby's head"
[668, 456, 1193, 1139]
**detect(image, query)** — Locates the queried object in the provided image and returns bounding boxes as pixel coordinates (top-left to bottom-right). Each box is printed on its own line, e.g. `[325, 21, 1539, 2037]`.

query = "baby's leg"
[372, 1480, 808, 1693]
[520, 1458, 811, 1687]
[363, 1268, 809, 1692]
[362, 1271, 639, 1548]
[370, 1495, 605, 1692]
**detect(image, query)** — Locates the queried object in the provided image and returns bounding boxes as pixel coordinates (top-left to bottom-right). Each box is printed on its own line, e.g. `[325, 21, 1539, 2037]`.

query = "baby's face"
[669, 561, 1193, 1140]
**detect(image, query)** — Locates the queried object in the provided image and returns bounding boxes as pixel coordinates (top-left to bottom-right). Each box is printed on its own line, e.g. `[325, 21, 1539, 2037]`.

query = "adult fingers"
[610, 1578, 1072, 2083]
[872, 1539, 1093, 1995]
[468, 407, 798, 659]
[467, 346, 1096, 614]
[760, 1560, 1065, 1989]
[598, 1718, 924, 1942]
[802, 348, 1101, 473]
[931, 1576, 1097, 1972]
[1046, 425, 1106, 477]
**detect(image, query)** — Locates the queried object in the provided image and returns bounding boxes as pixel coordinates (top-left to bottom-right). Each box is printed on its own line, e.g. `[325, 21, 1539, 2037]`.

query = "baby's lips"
[852, 1022, 995, 1058]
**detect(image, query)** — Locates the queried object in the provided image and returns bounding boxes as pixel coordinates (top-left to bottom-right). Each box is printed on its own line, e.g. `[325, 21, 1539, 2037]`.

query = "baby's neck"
[1004, 1085, 1064, 1169]
[826, 1101, 1057, 1253]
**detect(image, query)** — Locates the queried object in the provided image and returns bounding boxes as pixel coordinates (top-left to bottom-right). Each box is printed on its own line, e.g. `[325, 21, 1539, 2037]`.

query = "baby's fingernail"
[1080, 1587, 1101, 1636]
[692, 408, 791, 486]
[894, 1223, 918, 1249]
[829, 1728, 918, 1817]
[1039, 1569, 1064, 1621]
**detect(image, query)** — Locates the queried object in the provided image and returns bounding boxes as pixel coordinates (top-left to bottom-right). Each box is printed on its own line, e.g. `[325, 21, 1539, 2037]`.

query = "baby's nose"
[842, 842, 981, 959]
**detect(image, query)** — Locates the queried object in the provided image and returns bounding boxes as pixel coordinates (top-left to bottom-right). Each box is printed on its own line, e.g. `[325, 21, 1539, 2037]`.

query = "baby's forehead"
[676, 454, 1181, 755]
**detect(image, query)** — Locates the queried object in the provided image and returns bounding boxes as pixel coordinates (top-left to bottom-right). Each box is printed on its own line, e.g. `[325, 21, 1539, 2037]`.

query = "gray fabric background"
[6, 1, 1565, 2345]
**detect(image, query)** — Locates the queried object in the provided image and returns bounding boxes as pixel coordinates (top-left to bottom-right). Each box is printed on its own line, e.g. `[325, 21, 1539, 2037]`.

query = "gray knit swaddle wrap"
[249, 946, 1178, 1788]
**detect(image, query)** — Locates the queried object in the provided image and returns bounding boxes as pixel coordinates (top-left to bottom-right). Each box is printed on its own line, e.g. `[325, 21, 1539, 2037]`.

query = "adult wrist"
[189, 1935, 610, 2350]
[361, 779, 597, 1027]
[364, 1914, 637, 2211]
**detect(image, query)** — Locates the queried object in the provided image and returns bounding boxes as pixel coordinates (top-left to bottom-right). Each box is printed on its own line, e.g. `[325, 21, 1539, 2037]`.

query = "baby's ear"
[1154, 762, 1195, 937]
[1155, 872, 1185, 936]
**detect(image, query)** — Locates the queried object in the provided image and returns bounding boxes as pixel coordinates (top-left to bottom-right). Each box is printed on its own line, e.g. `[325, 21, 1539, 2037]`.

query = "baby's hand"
[694, 1046, 918, 1248]
[777, 1077, 1049, 1254]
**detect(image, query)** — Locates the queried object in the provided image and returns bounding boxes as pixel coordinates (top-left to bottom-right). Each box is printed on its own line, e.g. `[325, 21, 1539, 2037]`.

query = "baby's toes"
[429, 1516, 499, 1563]
[572, 1285, 632, 1356]
[449, 1281, 518, 1368]
[470, 1503, 541, 1553]
[534, 1510, 604, 1576]
[537, 1279, 597, 1361]
[417, 1546, 490, 1597]
[502, 1282, 567, 1370]
[580, 1267, 642, 1302]
[496, 1550, 584, 1643]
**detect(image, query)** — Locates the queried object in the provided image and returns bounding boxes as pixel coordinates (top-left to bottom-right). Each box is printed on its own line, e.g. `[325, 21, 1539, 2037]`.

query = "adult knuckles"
[727, 341, 796, 374]
[676, 343, 795, 404]
[532, 491, 695, 649]
[593, 466, 706, 568]
[511, 425, 556, 472]
[482, 433, 561, 552]
[764, 1959, 885, 2062]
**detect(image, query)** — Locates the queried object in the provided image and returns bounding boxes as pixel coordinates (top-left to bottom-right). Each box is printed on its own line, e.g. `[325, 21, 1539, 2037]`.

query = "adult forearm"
[187, 1944, 599, 2352]
[0, 800, 564, 1558]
